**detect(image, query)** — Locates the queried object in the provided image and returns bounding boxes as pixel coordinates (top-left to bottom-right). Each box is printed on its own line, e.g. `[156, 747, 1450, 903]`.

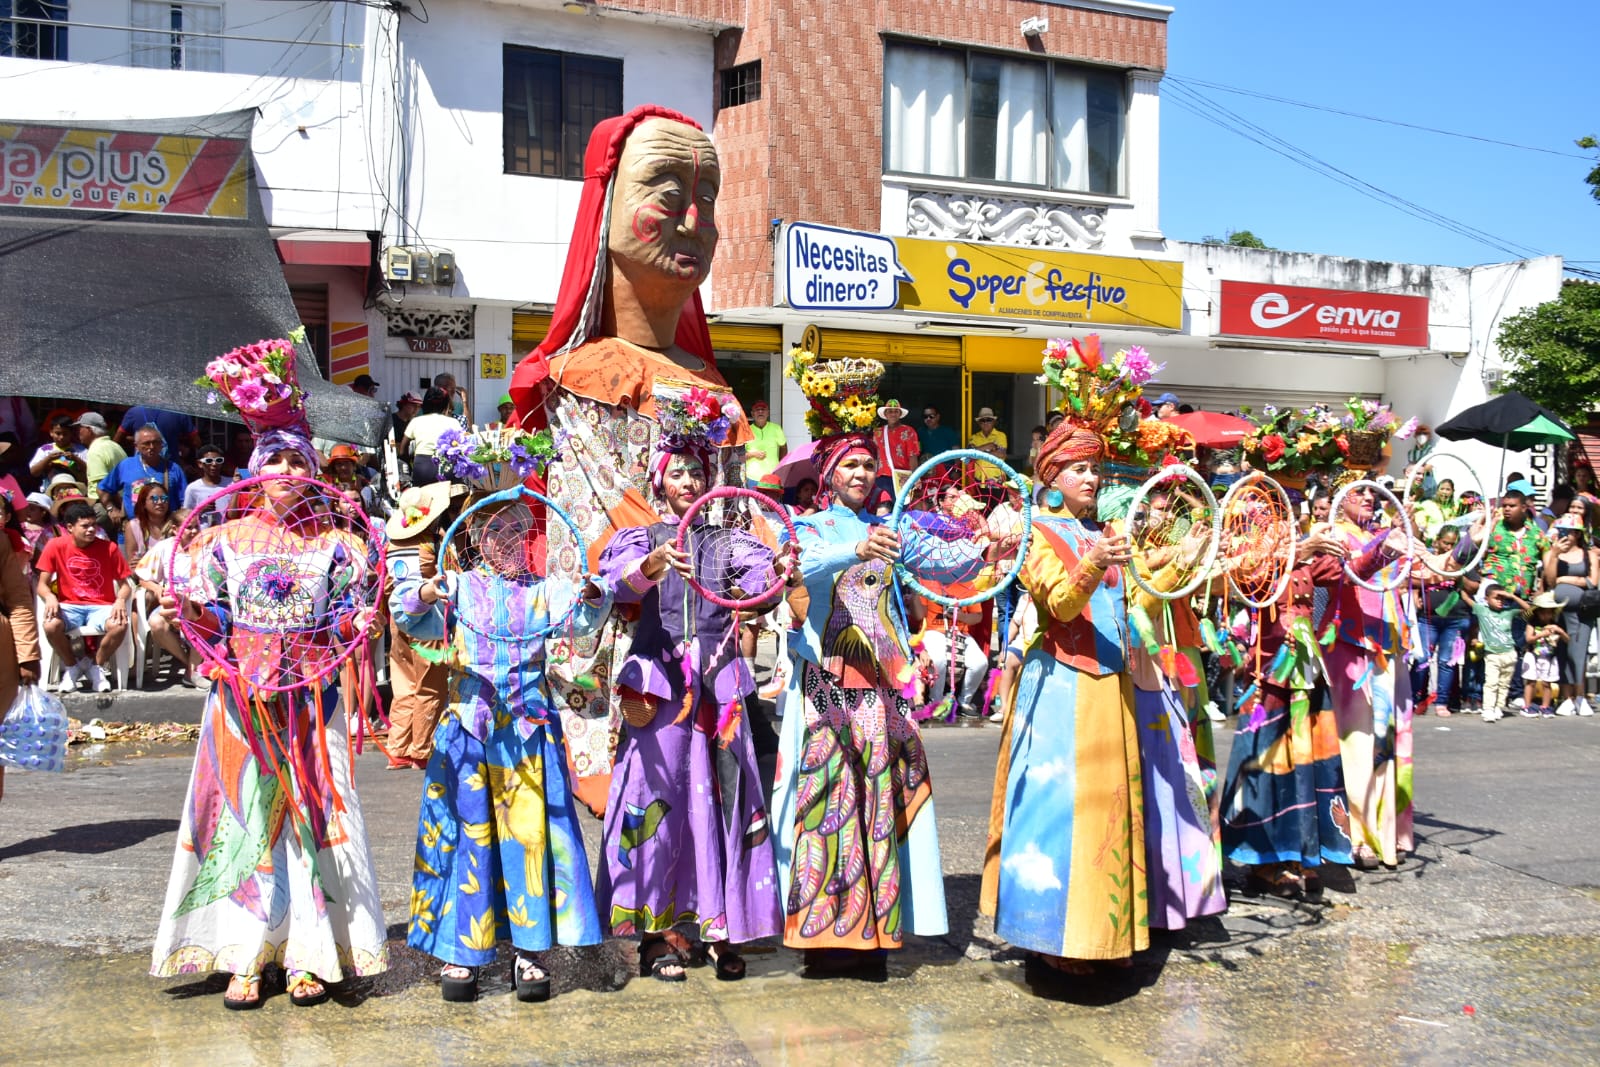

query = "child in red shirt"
[36, 500, 131, 692]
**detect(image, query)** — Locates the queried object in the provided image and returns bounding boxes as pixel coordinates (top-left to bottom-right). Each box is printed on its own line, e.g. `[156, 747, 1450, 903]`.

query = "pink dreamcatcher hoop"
[674, 485, 797, 610]
[671, 485, 796, 744]
[167, 474, 387, 695]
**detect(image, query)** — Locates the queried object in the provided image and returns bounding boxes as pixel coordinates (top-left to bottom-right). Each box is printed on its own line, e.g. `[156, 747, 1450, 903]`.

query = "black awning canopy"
[0, 111, 384, 446]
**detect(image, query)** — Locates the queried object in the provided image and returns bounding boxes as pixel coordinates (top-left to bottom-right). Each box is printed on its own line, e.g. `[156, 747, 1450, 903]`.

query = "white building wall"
[0, 2, 383, 231]
[391, 0, 715, 307]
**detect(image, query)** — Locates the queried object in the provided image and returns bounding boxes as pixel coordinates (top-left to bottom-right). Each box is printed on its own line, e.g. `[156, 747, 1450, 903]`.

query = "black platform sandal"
[514, 955, 552, 1002]
[705, 942, 746, 982]
[639, 931, 691, 982]
[440, 964, 479, 1002]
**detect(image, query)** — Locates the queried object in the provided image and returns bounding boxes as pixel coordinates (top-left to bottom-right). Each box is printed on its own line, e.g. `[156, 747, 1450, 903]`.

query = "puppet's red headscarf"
[508, 105, 716, 427]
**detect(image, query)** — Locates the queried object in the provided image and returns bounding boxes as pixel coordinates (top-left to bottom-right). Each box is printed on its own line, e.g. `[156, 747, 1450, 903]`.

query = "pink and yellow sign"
[0, 124, 249, 218]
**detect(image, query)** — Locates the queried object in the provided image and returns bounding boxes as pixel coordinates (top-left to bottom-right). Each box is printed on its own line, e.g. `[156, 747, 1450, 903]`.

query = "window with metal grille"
[0, 0, 69, 60]
[719, 60, 760, 108]
[503, 45, 623, 178]
[131, 1, 223, 72]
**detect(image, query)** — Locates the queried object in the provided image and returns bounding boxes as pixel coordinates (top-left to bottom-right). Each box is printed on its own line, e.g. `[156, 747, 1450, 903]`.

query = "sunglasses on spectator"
[923, 413, 936, 420]
[199, 458, 224, 465]
[149, 495, 168, 503]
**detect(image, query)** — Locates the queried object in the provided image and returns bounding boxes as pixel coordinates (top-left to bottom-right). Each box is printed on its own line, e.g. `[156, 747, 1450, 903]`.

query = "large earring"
[1044, 487, 1065, 509]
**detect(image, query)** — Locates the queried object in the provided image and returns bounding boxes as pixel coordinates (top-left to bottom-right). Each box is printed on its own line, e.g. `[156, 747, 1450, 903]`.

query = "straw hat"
[1530, 590, 1561, 612]
[386, 482, 454, 540]
[877, 398, 907, 419]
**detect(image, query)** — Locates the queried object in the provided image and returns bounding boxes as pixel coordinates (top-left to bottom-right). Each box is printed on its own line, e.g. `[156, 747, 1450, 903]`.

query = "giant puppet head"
[509, 106, 720, 424]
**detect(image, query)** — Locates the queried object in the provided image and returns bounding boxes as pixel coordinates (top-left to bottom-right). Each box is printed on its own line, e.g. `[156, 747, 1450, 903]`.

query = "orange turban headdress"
[1034, 422, 1104, 489]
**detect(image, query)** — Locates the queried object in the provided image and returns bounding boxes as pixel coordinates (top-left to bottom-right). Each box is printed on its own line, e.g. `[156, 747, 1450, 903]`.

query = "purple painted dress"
[594, 520, 782, 944]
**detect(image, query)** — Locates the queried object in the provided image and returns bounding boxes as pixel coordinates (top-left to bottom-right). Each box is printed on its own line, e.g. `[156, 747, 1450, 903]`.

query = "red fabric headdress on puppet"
[508, 105, 716, 427]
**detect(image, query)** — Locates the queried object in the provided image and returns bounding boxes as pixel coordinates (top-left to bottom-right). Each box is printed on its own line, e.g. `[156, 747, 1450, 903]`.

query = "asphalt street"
[2, 706, 1599, 1065]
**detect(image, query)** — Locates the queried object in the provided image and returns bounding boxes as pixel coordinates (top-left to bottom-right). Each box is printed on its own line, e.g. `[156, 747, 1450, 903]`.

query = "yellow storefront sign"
[893, 236, 1183, 330]
[0, 123, 249, 218]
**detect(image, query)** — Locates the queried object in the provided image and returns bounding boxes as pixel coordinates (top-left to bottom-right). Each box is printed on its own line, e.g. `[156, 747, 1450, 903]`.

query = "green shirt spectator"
[73, 413, 128, 490]
[744, 401, 787, 485]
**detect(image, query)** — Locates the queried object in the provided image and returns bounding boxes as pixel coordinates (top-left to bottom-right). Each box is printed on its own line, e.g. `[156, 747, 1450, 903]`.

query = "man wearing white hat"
[874, 399, 919, 491]
[970, 407, 1007, 455]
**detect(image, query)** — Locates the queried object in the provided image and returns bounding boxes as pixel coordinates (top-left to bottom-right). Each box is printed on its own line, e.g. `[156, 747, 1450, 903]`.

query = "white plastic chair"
[131, 585, 181, 689]
[37, 592, 134, 692]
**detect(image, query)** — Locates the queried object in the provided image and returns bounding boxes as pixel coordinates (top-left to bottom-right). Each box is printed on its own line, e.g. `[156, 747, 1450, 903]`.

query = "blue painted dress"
[980, 514, 1147, 960]
[771, 501, 983, 951]
[392, 569, 608, 966]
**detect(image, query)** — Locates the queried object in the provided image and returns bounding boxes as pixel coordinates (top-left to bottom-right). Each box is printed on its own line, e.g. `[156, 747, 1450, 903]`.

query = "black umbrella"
[1434, 392, 1575, 450]
[1433, 390, 1574, 498]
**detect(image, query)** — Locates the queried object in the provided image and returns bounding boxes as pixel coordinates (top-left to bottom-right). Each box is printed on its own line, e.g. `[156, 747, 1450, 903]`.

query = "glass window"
[719, 60, 760, 108]
[1, 0, 68, 60]
[885, 41, 1126, 196]
[131, 1, 222, 72]
[503, 45, 622, 179]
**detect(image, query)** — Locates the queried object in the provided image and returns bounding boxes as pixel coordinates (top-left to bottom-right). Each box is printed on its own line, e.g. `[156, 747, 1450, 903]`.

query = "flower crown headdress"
[654, 378, 741, 452]
[1037, 334, 1190, 467]
[197, 327, 310, 433]
[785, 347, 883, 438]
[437, 425, 555, 493]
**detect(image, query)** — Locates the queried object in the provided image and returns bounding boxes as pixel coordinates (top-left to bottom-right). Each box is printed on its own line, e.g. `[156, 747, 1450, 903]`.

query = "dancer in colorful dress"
[1124, 482, 1227, 928]
[393, 441, 611, 1003]
[1327, 479, 1424, 869]
[595, 426, 785, 982]
[152, 339, 388, 1009]
[1219, 506, 1394, 899]
[508, 105, 749, 816]
[980, 419, 1146, 975]
[771, 356, 999, 972]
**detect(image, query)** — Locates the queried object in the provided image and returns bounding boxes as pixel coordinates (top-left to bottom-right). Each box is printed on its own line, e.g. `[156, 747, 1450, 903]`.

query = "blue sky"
[1159, 0, 1599, 271]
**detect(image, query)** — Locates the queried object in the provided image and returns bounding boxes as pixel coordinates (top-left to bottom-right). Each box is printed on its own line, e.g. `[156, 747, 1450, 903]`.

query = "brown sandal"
[639, 930, 691, 982]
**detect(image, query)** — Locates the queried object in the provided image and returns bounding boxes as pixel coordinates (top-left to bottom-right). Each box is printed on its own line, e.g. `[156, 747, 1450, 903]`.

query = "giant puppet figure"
[508, 107, 750, 814]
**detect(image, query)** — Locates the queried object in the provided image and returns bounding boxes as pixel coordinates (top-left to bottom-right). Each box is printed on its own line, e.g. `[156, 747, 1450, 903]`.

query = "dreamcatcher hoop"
[889, 448, 1033, 607]
[1219, 471, 1296, 609]
[675, 485, 797, 610]
[167, 474, 387, 693]
[1401, 449, 1492, 578]
[438, 484, 589, 641]
[1125, 463, 1221, 602]
[1332, 479, 1417, 593]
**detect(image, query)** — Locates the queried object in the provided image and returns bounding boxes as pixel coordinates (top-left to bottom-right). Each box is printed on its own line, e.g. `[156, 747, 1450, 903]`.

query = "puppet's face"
[608, 118, 720, 290]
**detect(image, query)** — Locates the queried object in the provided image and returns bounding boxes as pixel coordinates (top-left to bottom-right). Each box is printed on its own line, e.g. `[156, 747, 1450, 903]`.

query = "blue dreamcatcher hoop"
[437, 484, 589, 641]
[889, 448, 1033, 608]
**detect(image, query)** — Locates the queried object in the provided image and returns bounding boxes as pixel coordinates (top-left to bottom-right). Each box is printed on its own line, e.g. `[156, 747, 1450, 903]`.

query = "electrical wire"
[1167, 74, 1593, 161]
[1163, 81, 1546, 262]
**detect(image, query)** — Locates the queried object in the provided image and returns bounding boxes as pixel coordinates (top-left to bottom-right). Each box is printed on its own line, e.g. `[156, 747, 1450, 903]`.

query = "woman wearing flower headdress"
[979, 335, 1156, 976]
[151, 334, 388, 1010]
[771, 353, 1006, 974]
[392, 432, 611, 1003]
[1326, 470, 1428, 870]
[593, 392, 786, 982]
[506, 106, 751, 816]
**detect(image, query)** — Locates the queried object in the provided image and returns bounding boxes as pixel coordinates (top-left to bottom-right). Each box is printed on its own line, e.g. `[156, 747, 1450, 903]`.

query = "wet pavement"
[4, 712, 1600, 1065]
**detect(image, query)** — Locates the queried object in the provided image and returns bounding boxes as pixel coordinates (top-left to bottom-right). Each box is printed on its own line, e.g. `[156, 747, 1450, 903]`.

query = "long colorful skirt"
[1325, 642, 1414, 866]
[152, 687, 388, 980]
[596, 702, 781, 944]
[408, 703, 601, 966]
[1133, 679, 1226, 929]
[1220, 681, 1353, 868]
[982, 649, 1148, 960]
[771, 660, 947, 949]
